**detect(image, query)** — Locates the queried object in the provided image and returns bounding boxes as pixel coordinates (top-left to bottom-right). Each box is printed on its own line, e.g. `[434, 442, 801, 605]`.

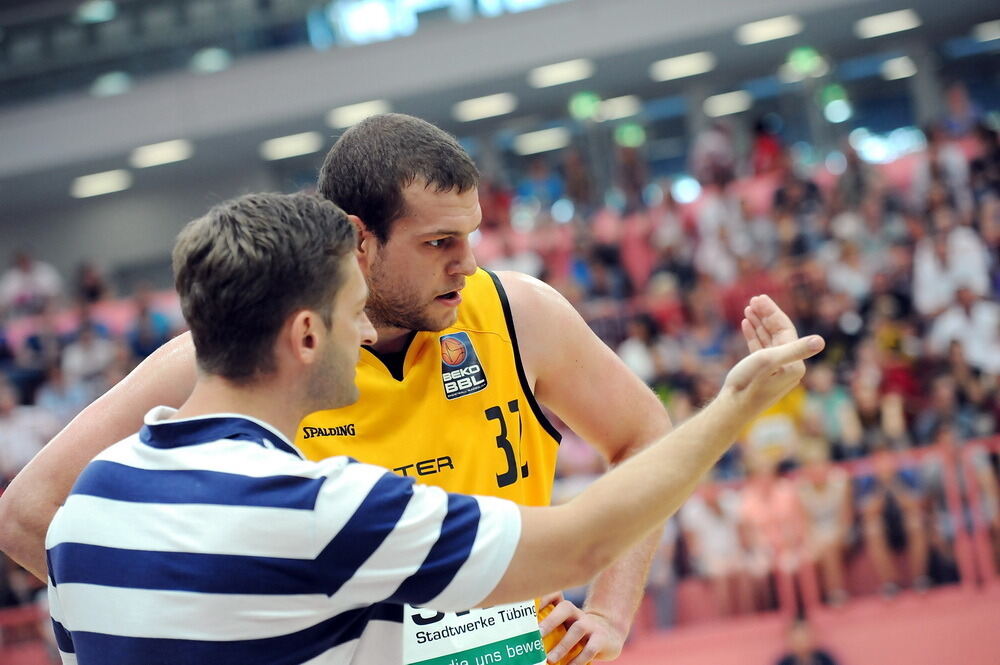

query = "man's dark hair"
[172, 192, 356, 382]
[318, 113, 479, 243]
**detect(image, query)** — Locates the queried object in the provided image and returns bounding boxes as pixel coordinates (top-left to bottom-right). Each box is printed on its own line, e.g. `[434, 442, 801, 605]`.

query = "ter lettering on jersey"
[440, 332, 488, 400]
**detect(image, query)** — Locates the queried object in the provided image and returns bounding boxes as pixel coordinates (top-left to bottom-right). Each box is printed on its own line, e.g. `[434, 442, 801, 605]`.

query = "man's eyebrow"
[420, 223, 482, 237]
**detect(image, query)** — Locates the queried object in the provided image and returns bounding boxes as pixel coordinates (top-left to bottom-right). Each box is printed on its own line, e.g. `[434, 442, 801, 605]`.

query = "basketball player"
[5, 114, 733, 663]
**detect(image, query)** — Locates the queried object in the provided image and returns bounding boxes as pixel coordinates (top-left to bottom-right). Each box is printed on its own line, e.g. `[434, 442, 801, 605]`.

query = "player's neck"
[173, 374, 304, 444]
[368, 325, 416, 354]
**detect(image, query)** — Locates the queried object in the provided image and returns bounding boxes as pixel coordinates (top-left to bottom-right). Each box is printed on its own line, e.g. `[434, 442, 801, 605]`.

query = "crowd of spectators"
[1, 88, 999, 645]
[474, 86, 1000, 625]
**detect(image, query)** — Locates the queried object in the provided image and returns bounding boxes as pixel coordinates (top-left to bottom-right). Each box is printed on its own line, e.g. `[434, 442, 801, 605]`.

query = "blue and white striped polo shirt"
[45, 406, 521, 665]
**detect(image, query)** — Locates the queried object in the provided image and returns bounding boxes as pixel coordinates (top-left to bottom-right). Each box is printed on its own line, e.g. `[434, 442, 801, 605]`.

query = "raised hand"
[725, 294, 824, 415]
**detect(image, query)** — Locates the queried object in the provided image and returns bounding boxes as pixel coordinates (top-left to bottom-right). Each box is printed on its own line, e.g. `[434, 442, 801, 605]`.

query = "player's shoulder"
[491, 270, 576, 327]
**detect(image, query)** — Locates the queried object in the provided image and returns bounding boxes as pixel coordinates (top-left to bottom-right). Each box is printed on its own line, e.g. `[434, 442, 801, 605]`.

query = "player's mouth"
[435, 290, 462, 307]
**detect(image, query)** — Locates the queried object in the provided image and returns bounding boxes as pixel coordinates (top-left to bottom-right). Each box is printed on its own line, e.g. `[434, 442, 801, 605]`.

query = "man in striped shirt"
[46, 192, 822, 664]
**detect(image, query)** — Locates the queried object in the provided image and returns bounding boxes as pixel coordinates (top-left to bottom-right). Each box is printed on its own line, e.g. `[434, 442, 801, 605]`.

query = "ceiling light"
[599, 96, 641, 121]
[527, 59, 594, 88]
[704, 90, 752, 117]
[735, 15, 802, 45]
[71, 169, 132, 198]
[854, 10, 921, 39]
[75, 0, 116, 24]
[190, 47, 232, 74]
[453, 93, 517, 122]
[259, 132, 324, 161]
[880, 55, 917, 80]
[824, 99, 852, 124]
[614, 123, 646, 148]
[649, 52, 716, 81]
[973, 20, 1000, 43]
[130, 140, 194, 168]
[514, 127, 571, 155]
[327, 100, 392, 128]
[90, 71, 131, 97]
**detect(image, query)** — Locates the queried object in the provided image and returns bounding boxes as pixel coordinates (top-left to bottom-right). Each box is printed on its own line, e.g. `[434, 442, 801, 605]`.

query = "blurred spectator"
[620, 210, 657, 292]
[0, 378, 59, 485]
[516, 158, 564, 207]
[824, 240, 872, 302]
[740, 459, 810, 610]
[926, 286, 1000, 375]
[773, 161, 824, 255]
[35, 364, 91, 429]
[912, 217, 990, 319]
[804, 364, 863, 460]
[720, 255, 788, 330]
[61, 319, 117, 389]
[970, 123, 1000, 203]
[741, 385, 808, 470]
[911, 126, 972, 216]
[20, 309, 63, 367]
[646, 519, 680, 629]
[691, 122, 736, 188]
[941, 82, 982, 139]
[128, 284, 174, 360]
[751, 116, 784, 177]
[693, 190, 744, 284]
[76, 260, 110, 304]
[834, 143, 877, 213]
[943, 340, 996, 436]
[563, 148, 595, 213]
[616, 314, 665, 385]
[0, 250, 63, 317]
[681, 482, 753, 616]
[912, 374, 978, 446]
[775, 620, 840, 665]
[618, 147, 649, 213]
[485, 233, 544, 279]
[797, 452, 852, 605]
[0, 556, 22, 608]
[856, 449, 930, 596]
[850, 376, 909, 451]
[859, 270, 913, 326]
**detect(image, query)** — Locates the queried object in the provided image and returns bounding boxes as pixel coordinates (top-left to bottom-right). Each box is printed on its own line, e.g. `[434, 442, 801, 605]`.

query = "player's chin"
[423, 304, 459, 331]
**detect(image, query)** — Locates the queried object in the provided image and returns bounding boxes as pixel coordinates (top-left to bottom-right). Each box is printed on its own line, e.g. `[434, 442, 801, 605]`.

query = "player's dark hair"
[172, 192, 356, 382]
[317, 113, 479, 243]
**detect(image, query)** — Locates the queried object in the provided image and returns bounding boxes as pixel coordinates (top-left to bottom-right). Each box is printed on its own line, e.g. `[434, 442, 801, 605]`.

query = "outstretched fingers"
[749, 294, 798, 345]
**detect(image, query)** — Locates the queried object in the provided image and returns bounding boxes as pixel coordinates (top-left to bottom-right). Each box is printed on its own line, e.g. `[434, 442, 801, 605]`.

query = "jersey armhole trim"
[484, 269, 562, 444]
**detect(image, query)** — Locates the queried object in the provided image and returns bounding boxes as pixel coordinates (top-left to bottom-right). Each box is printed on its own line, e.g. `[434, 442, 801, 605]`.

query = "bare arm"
[0, 332, 197, 579]
[498, 271, 670, 662]
[482, 326, 824, 607]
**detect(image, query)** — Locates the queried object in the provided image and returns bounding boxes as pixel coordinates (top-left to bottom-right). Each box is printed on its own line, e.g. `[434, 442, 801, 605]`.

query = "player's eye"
[427, 238, 448, 248]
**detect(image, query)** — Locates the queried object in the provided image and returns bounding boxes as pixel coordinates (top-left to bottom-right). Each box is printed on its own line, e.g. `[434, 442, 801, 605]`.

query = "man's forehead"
[396, 184, 481, 228]
[402, 184, 477, 205]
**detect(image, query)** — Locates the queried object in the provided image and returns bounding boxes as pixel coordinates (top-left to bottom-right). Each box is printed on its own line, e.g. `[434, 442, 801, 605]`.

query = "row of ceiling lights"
[69, 10, 1000, 198]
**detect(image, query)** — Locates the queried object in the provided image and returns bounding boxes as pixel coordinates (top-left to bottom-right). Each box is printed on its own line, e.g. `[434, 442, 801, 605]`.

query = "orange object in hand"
[536, 602, 588, 665]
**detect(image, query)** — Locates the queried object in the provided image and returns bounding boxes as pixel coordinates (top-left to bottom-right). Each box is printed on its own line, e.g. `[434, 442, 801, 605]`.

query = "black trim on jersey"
[364, 332, 417, 382]
[484, 270, 562, 444]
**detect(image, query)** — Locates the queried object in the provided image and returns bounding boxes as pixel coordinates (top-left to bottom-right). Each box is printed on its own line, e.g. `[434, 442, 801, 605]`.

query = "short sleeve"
[310, 460, 521, 612]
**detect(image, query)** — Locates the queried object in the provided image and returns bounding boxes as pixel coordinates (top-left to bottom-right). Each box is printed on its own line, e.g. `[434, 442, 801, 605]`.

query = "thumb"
[758, 335, 825, 369]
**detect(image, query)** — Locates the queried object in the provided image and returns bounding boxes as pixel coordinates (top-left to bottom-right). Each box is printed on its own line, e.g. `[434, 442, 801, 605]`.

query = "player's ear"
[286, 309, 324, 366]
[350, 215, 375, 271]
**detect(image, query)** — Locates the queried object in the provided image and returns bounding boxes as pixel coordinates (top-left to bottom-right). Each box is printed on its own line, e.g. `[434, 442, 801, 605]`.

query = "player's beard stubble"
[364, 254, 458, 334]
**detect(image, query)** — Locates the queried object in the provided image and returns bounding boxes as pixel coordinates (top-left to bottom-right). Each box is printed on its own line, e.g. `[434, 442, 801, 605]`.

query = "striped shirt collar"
[139, 406, 304, 459]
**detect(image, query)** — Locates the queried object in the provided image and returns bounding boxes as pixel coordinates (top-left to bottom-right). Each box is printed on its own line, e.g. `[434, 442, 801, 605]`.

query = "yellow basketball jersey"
[296, 268, 561, 506]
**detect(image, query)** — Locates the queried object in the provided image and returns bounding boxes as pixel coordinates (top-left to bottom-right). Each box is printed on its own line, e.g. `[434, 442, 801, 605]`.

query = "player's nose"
[450, 238, 478, 277]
